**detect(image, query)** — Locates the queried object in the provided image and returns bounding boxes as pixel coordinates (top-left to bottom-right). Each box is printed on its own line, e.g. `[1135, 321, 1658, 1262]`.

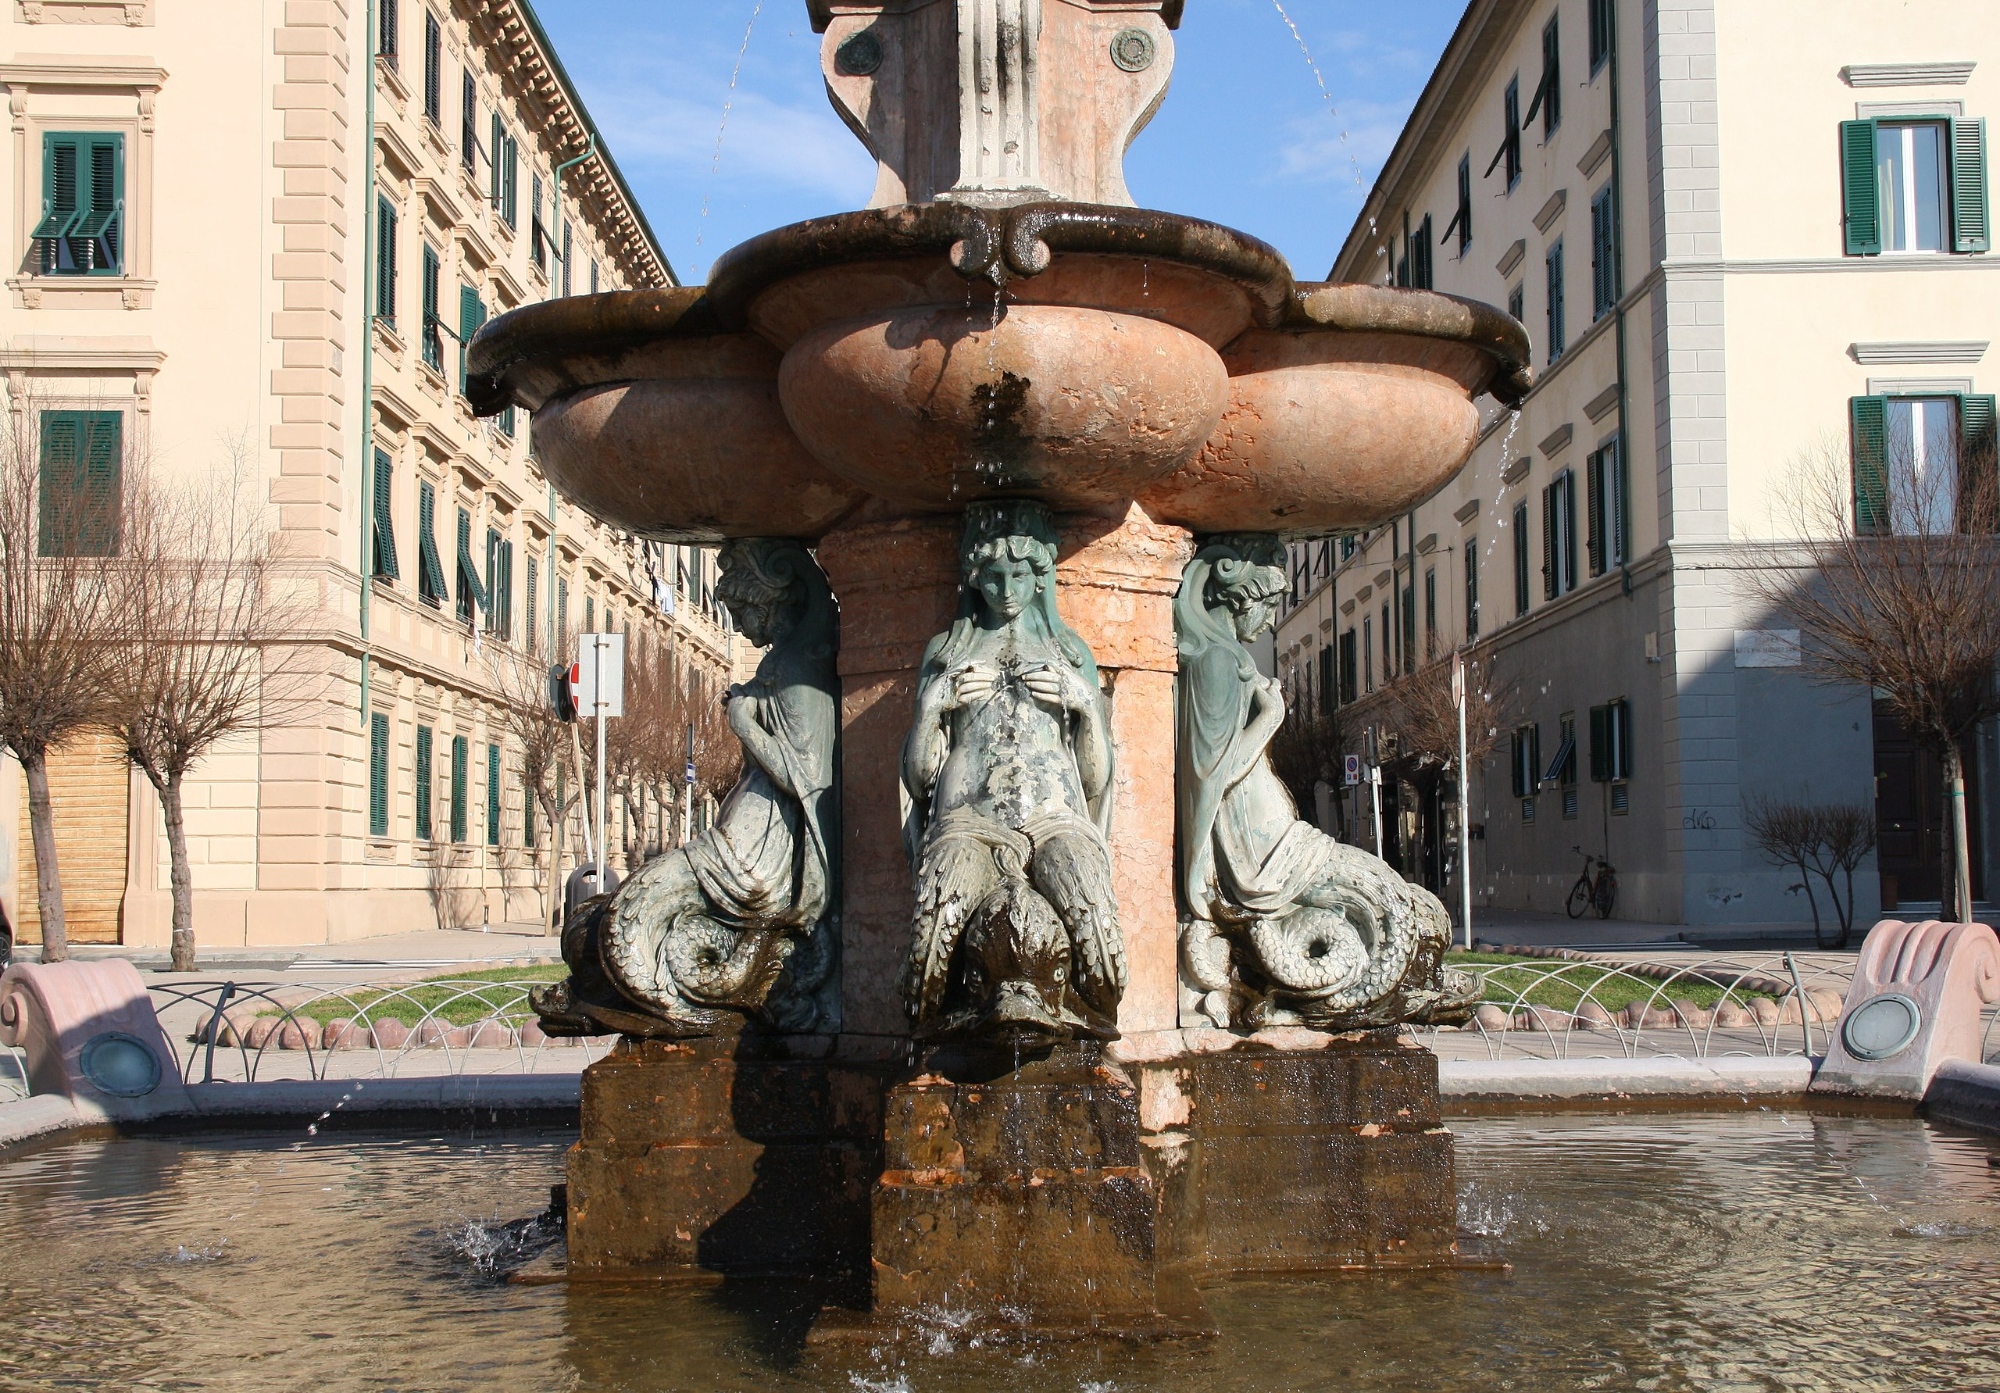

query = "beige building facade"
[0, 0, 737, 948]
[1277, 0, 1998, 925]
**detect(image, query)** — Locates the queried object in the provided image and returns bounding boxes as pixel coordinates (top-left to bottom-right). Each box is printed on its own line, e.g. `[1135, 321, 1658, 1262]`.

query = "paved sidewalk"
[1461, 906, 1865, 954]
[40, 922, 565, 986]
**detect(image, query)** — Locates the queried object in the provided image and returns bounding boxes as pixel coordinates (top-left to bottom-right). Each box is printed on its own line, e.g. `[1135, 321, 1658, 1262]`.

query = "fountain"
[468, 0, 1529, 1334]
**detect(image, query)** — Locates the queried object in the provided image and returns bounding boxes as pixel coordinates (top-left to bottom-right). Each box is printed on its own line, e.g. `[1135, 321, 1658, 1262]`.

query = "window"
[583, 594, 594, 635]
[33, 133, 124, 276]
[1545, 239, 1566, 362]
[1510, 724, 1542, 799]
[1338, 629, 1358, 705]
[1423, 567, 1437, 658]
[1507, 283, 1525, 326]
[37, 410, 121, 557]
[1590, 184, 1619, 319]
[375, 196, 397, 327]
[1380, 600, 1393, 681]
[457, 506, 488, 625]
[525, 555, 539, 655]
[531, 174, 547, 271]
[422, 11, 443, 123]
[1317, 642, 1335, 716]
[461, 70, 479, 177]
[421, 244, 443, 372]
[1550, 712, 1578, 812]
[416, 479, 447, 607]
[485, 529, 514, 639]
[1851, 393, 1997, 534]
[1512, 499, 1530, 616]
[487, 742, 502, 847]
[1486, 76, 1523, 190]
[1401, 576, 1416, 674]
[370, 449, 399, 581]
[1543, 468, 1578, 599]
[458, 284, 486, 393]
[1340, 535, 1355, 563]
[1463, 538, 1480, 640]
[524, 769, 537, 847]
[378, 0, 399, 68]
[590, 259, 599, 295]
[370, 712, 390, 838]
[1586, 440, 1625, 575]
[1841, 117, 1988, 255]
[1523, 15, 1560, 139]
[1443, 154, 1472, 255]
[1397, 213, 1433, 289]
[1589, 699, 1632, 783]
[491, 116, 519, 227]
[498, 403, 516, 438]
[557, 576, 569, 648]
[1362, 614, 1374, 692]
[450, 735, 469, 843]
[1588, 0, 1614, 74]
[415, 724, 434, 839]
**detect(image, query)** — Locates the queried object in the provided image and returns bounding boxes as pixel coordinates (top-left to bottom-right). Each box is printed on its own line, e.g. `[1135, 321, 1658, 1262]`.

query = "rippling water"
[0, 1113, 1994, 1391]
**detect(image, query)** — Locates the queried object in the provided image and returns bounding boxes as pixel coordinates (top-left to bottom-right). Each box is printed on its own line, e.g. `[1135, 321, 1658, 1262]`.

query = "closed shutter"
[14, 727, 130, 945]
[1964, 395, 1998, 519]
[371, 449, 399, 580]
[457, 285, 485, 392]
[1541, 482, 1557, 599]
[423, 12, 442, 123]
[375, 196, 396, 325]
[1511, 732, 1526, 798]
[1850, 395, 1889, 533]
[490, 113, 504, 206]
[1951, 118, 1990, 254]
[524, 770, 536, 847]
[451, 736, 469, 843]
[369, 712, 390, 837]
[461, 70, 478, 174]
[1841, 119, 1880, 256]
[415, 724, 433, 839]
[1589, 704, 1610, 782]
[457, 507, 489, 621]
[525, 556, 538, 655]
[487, 743, 502, 846]
[39, 410, 121, 557]
[1585, 450, 1604, 576]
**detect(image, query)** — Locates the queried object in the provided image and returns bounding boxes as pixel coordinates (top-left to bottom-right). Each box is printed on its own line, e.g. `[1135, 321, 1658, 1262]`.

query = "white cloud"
[1269, 100, 1407, 188]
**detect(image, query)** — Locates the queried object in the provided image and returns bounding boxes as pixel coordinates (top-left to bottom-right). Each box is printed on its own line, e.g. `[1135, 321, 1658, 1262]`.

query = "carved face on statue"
[966, 537, 1054, 625]
[716, 539, 798, 648]
[1201, 544, 1288, 644]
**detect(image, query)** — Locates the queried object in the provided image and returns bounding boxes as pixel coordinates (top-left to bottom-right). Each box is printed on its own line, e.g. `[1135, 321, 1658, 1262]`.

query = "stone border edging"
[1439, 1055, 1816, 1101]
[1922, 1059, 2000, 1134]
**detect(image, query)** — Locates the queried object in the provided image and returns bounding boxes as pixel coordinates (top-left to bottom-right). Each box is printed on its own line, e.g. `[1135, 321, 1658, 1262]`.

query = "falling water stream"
[695, 0, 768, 249]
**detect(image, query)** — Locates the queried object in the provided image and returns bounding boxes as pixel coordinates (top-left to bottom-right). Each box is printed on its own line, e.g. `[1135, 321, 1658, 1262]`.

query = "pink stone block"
[0, 959, 191, 1119]
[368, 1018, 409, 1050]
[1813, 919, 2000, 1100]
[468, 1021, 515, 1050]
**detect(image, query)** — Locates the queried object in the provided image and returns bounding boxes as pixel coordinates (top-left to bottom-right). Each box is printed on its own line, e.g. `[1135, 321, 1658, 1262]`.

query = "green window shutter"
[415, 724, 433, 839]
[38, 409, 121, 557]
[371, 449, 400, 581]
[421, 244, 441, 370]
[375, 196, 397, 325]
[490, 113, 503, 204]
[370, 712, 390, 837]
[1963, 395, 1997, 509]
[524, 770, 536, 847]
[1612, 700, 1631, 780]
[1585, 450, 1605, 576]
[487, 743, 502, 846]
[1589, 704, 1609, 782]
[416, 479, 447, 604]
[1850, 395, 1889, 533]
[457, 507, 490, 621]
[1541, 482, 1557, 600]
[1950, 118, 1990, 254]
[36, 133, 122, 276]
[34, 135, 81, 245]
[451, 736, 469, 842]
[1841, 119, 1880, 256]
[457, 284, 481, 392]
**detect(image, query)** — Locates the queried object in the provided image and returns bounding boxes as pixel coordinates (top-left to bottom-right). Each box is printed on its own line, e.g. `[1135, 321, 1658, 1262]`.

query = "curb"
[1922, 1059, 2000, 1135]
[1439, 1054, 1817, 1101]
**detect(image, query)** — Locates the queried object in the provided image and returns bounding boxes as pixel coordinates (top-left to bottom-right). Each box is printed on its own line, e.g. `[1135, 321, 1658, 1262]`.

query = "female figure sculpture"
[1174, 534, 1476, 1030]
[901, 501, 1124, 1040]
[531, 538, 841, 1037]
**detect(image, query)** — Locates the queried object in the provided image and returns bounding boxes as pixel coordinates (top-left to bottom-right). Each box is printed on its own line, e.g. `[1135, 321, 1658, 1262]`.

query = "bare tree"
[1740, 424, 2000, 922]
[0, 403, 130, 960]
[483, 633, 576, 931]
[105, 442, 312, 970]
[1745, 796, 1878, 948]
[1267, 702, 1344, 826]
[1380, 648, 1515, 779]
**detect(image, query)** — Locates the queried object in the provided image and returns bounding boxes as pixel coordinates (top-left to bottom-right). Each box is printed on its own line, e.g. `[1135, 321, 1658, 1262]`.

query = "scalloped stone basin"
[777, 300, 1229, 511]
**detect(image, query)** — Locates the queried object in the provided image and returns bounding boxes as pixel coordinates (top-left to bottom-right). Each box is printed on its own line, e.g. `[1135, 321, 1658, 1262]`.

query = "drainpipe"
[544, 137, 595, 658]
[357, 0, 379, 730]
[1608, 3, 1631, 595]
[550, 134, 596, 295]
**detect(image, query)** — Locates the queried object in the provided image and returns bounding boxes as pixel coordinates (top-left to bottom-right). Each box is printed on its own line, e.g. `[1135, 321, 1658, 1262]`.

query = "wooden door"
[1872, 701, 1981, 909]
[14, 726, 129, 944]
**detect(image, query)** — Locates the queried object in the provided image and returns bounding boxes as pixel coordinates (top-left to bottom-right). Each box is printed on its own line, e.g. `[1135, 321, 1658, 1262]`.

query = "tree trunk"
[543, 791, 564, 935]
[20, 749, 68, 962]
[1943, 740, 1974, 922]
[159, 767, 196, 972]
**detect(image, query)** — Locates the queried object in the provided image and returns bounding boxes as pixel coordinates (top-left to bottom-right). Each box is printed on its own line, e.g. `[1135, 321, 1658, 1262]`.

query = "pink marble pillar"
[816, 511, 961, 1038]
[1056, 504, 1193, 1036]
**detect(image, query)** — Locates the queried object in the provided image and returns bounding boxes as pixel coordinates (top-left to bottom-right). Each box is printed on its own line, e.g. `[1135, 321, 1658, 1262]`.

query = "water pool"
[2, 1112, 1994, 1391]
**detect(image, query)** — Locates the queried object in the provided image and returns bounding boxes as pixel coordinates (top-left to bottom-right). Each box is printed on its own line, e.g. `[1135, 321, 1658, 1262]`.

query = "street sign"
[1343, 754, 1363, 786]
[569, 633, 626, 717]
[685, 760, 698, 786]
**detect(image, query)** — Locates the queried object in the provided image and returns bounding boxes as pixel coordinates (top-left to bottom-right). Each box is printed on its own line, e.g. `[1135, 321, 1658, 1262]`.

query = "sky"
[531, 0, 1469, 286]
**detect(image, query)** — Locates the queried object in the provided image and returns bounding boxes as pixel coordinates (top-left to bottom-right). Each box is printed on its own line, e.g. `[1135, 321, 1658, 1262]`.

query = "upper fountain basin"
[466, 203, 1531, 539]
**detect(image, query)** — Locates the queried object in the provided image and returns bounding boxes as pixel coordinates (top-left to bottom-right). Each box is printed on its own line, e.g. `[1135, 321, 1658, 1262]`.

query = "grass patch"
[257, 964, 568, 1028]
[1444, 951, 1780, 1015]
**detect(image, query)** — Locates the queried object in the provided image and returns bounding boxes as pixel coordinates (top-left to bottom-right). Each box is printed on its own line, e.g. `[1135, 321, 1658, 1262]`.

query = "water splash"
[445, 1206, 563, 1278]
[850, 1375, 913, 1393]
[695, 0, 768, 248]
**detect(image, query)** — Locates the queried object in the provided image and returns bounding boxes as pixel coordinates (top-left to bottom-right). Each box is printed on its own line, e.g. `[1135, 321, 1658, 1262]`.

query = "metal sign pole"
[682, 722, 695, 847]
[594, 635, 608, 882]
[1370, 764, 1384, 859]
[1454, 651, 1473, 950]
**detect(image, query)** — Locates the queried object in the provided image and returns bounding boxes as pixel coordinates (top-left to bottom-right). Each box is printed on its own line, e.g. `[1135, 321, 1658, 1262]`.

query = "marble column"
[1055, 502, 1192, 1037]
[815, 510, 960, 1038]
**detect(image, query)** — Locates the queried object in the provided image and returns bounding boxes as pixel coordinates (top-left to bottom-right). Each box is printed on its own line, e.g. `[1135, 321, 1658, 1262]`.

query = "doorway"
[1872, 701, 1981, 908]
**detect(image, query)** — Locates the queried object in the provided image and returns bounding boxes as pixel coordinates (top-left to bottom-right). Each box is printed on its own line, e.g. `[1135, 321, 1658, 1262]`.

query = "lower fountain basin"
[4, 1112, 1991, 1388]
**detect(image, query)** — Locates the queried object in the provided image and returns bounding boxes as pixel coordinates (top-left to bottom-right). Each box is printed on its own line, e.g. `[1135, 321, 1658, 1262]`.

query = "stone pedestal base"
[872, 1043, 1186, 1330]
[563, 1031, 1459, 1328]
[565, 1035, 886, 1282]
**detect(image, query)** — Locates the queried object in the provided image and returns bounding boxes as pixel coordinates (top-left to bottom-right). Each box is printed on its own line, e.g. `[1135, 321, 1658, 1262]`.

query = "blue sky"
[531, 0, 1468, 285]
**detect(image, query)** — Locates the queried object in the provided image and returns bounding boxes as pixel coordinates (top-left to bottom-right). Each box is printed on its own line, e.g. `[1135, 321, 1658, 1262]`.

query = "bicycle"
[1565, 845, 1618, 920]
